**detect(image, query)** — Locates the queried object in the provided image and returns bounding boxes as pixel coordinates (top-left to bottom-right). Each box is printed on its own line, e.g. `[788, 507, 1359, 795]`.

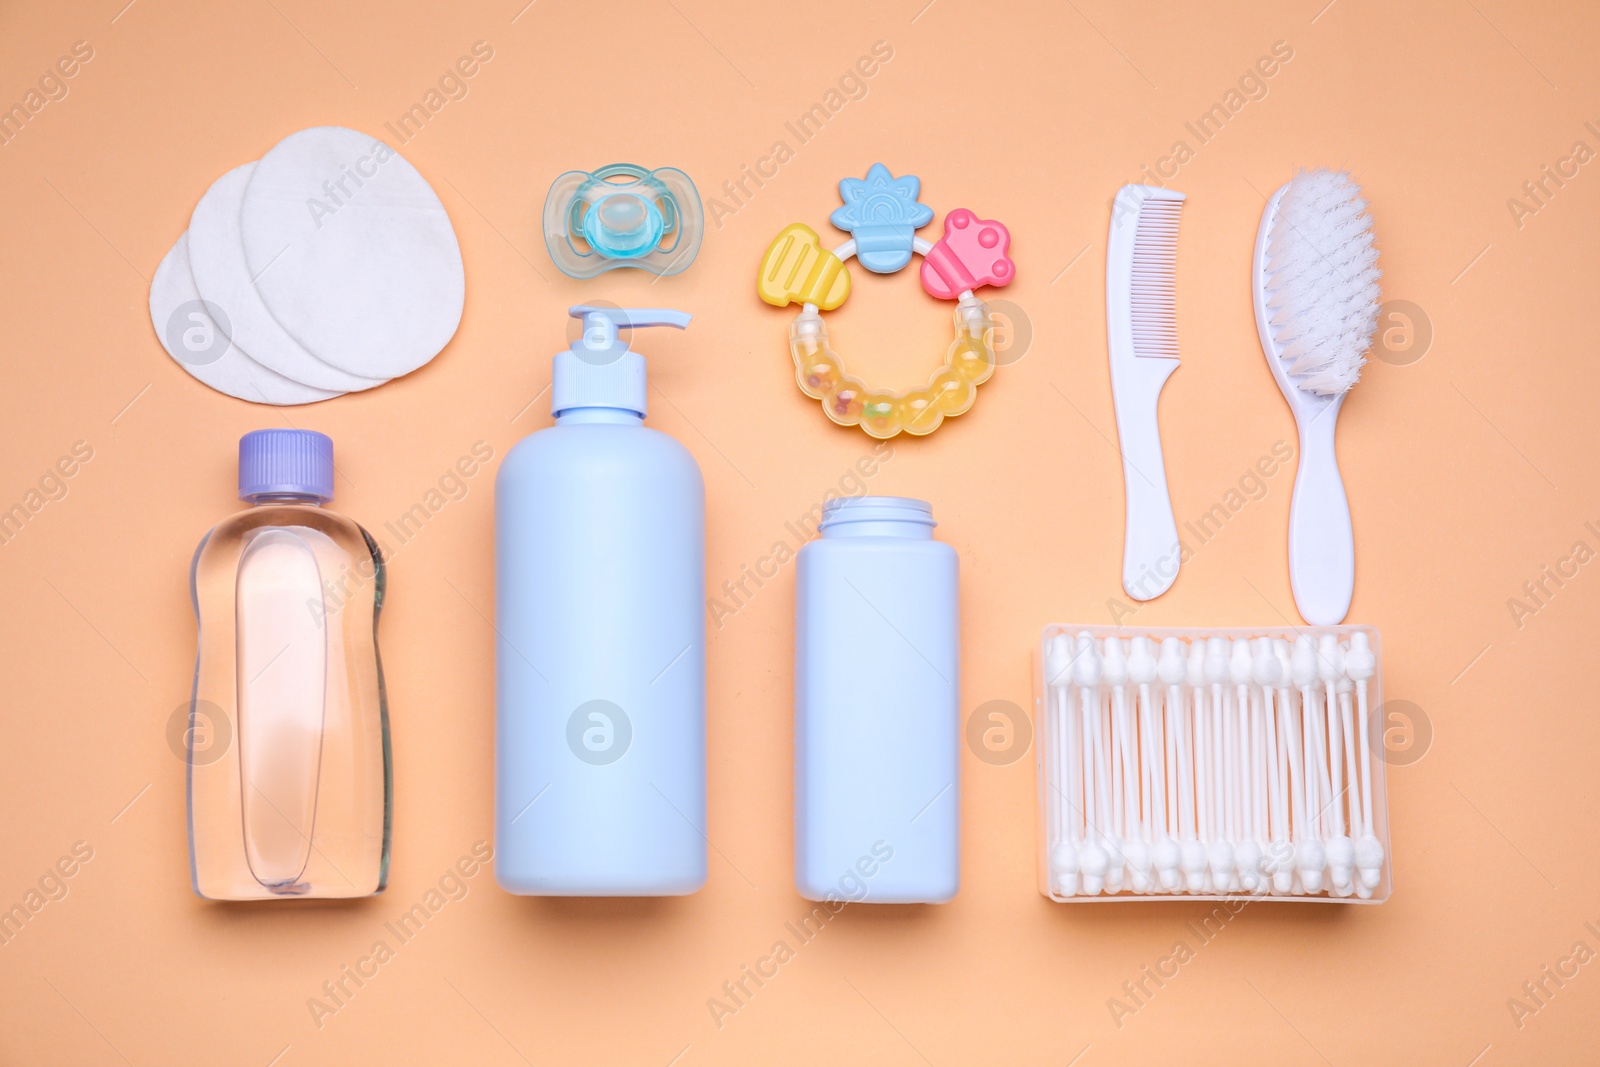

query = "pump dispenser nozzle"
[553, 305, 692, 418]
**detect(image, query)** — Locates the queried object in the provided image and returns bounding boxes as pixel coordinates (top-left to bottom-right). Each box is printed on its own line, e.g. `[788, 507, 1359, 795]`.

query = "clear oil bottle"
[188, 430, 390, 899]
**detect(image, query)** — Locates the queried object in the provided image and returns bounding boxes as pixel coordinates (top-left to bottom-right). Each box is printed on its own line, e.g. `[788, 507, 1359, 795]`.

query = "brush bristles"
[1265, 169, 1381, 395]
[1130, 198, 1182, 360]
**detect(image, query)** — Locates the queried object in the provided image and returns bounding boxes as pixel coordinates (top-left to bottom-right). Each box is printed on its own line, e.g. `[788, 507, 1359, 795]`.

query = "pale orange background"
[2, 0, 1597, 1063]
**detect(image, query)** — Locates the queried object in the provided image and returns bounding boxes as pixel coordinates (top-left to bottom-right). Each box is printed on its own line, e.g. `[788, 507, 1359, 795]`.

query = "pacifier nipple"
[586, 193, 663, 260]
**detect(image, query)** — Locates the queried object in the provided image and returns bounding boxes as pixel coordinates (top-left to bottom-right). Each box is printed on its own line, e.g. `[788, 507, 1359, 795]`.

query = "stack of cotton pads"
[149, 126, 465, 405]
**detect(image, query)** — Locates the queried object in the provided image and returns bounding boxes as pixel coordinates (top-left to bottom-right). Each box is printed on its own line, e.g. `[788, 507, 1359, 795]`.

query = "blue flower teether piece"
[543, 164, 704, 279]
[829, 163, 934, 274]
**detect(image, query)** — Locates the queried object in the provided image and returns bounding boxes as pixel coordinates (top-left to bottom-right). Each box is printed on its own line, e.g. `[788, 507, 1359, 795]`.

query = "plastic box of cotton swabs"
[1032, 625, 1391, 904]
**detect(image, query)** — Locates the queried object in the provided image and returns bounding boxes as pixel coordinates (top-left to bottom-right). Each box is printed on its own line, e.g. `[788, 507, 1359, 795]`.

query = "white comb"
[1253, 170, 1381, 624]
[1107, 185, 1186, 602]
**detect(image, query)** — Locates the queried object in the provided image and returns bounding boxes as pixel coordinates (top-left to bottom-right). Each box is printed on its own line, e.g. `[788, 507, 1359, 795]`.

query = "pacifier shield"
[543, 164, 704, 279]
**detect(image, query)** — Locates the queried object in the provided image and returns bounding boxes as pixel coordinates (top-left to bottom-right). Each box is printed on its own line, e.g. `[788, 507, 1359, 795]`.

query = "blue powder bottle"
[794, 496, 961, 903]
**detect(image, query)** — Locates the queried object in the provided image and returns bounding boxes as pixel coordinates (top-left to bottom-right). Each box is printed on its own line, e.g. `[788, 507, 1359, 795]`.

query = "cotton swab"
[1100, 639, 1129, 894]
[1187, 640, 1212, 890]
[1103, 638, 1145, 892]
[1272, 638, 1302, 893]
[1345, 632, 1384, 894]
[1073, 634, 1111, 895]
[1302, 637, 1336, 843]
[1257, 638, 1293, 893]
[1155, 637, 1187, 891]
[1289, 635, 1326, 892]
[1202, 638, 1234, 891]
[1047, 635, 1078, 895]
[1318, 635, 1354, 895]
[1336, 663, 1361, 893]
[1242, 639, 1276, 894]
[1226, 639, 1259, 892]
[1179, 640, 1209, 892]
[1128, 636, 1162, 892]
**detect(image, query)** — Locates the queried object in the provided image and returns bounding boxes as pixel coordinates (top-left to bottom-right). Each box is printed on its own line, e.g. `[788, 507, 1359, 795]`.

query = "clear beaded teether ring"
[756, 164, 1016, 439]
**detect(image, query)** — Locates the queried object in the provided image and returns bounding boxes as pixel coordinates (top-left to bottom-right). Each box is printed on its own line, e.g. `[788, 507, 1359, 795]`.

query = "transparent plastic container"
[1033, 624, 1390, 904]
[187, 430, 390, 900]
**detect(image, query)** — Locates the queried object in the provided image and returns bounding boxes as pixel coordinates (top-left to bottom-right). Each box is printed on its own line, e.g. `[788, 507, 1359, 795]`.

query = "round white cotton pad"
[188, 162, 386, 393]
[239, 126, 465, 378]
[150, 234, 341, 406]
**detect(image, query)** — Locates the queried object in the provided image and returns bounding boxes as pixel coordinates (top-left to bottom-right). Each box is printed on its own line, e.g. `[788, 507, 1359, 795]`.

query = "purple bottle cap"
[238, 429, 334, 503]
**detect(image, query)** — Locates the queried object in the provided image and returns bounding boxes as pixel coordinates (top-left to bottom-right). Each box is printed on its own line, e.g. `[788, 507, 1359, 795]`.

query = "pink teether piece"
[920, 209, 1014, 299]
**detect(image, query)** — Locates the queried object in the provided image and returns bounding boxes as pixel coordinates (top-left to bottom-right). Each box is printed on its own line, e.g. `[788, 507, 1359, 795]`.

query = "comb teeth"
[1129, 198, 1183, 359]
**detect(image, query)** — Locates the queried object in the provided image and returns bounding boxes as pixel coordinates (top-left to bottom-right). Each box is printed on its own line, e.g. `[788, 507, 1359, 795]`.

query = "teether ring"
[757, 164, 1015, 438]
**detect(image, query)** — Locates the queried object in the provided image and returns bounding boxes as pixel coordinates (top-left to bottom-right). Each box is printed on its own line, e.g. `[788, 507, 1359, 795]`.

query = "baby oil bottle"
[187, 429, 391, 899]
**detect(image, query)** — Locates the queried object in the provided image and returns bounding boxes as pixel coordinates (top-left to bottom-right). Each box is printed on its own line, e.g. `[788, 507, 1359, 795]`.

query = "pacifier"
[543, 164, 704, 279]
[757, 164, 1015, 438]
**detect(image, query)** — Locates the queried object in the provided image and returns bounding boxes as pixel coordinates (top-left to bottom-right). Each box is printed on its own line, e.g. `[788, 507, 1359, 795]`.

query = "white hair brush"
[1253, 170, 1380, 625]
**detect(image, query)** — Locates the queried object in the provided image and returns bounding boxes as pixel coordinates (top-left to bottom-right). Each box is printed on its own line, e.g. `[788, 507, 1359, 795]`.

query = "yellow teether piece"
[788, 295, 996, 439]
[758, 224, 851, 310]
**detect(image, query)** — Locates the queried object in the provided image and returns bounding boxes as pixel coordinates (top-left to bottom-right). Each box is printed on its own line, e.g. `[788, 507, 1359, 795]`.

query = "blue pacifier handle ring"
[566, 165, 657, 254]
[573, 164, 674, 261]
[591, 162, 653, 182]
[590, 163, 676, 227]
[619, 167, 679, 246]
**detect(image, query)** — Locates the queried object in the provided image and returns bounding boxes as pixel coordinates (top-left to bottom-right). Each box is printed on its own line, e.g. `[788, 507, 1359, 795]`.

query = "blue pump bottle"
[494, 307, 707, 896]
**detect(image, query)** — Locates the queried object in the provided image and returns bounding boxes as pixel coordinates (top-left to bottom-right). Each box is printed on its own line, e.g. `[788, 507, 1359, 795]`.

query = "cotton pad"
[150, 234, 341, 406]
[188, 162, 386, 393]
[239, 126, 465, 379]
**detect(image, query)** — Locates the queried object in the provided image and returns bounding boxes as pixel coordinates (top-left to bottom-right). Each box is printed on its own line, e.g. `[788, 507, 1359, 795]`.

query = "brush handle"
[1289, 414, 1354, 624]
[1112, 359, 1181, 601]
